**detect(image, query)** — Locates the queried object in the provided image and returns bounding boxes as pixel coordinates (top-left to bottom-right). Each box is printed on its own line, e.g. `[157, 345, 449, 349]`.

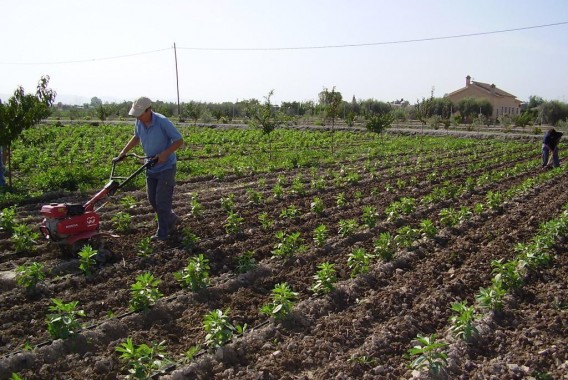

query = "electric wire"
[0, 21, 566, 65]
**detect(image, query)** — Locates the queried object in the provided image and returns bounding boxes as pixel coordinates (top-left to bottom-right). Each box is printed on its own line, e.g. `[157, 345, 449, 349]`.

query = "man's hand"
[112, 154, 127, 163]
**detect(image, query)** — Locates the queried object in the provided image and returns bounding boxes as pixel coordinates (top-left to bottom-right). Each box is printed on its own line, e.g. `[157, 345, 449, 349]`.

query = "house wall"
[446, 81, 521, 121]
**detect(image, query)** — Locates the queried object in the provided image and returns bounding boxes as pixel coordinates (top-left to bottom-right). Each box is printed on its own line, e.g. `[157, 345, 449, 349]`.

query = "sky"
[1, 0, 567, 106]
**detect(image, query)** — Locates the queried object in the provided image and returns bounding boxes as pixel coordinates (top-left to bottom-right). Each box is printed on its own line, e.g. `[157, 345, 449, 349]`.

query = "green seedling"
[137, 237, 153, 257]
[279, 205, 300, 219]
[116, 338, 170, 379]
[246, 188, 263, 205]
[11, 224, 40, 253]
[407, 334, 448, 377]
[15, 262, 45, 291]
[311, 262, 337, 295]
[373, 232, 395, 261]
[361, 205, 379, 229]
[190, 194, 204, 217]
[0, 206, 17, 233]
[258, 212, 274, 230]
[313, 224, 328, 247]
[129, 272, 163, 311]
[419, 219, 437, 238]
[347, 247, 372, 277]
[111, 211, 132, 233]
[174, 254, 210, 291]
[475, 278, 506, 311]
[224, 211, 244, 235]
[448, 301, 479, 342]
[491, 258, 523, 291]
[338, 218, 358, 237]
[46, 298, 85, 339]
[310, 196, 325, 214]
[78, 244, 98, 275]
[272, 230, 306, 257]
[203, 308, 238, 349]
[120, 195, 137, 210]
[236, 250, 257, 273]
[336, 192, 347, 208]
[260, 282, 298, 320]
[220, 193, 235, 212]
[181, 228, 200, 251]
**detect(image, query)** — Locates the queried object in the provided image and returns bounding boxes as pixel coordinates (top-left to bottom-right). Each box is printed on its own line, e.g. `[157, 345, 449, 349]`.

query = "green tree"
[0, 76, 56, 187]
[245, 90, 284, 159]
[319, 87, 342, 153]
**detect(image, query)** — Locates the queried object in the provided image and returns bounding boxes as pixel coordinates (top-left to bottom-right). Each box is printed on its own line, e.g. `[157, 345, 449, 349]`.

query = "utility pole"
[174, 42, 181, 117]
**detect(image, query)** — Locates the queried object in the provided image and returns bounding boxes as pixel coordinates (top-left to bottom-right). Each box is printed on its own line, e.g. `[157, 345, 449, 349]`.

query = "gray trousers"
[146, 165, 177, 238]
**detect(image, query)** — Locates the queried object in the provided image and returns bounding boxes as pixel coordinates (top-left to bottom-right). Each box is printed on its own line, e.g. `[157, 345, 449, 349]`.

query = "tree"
[245, 90, 283, 159]
[0, 76, 56, 187]
[319, 87, 342, 153]
[365, 111, 395, 139]
[183, 101, 204, 124]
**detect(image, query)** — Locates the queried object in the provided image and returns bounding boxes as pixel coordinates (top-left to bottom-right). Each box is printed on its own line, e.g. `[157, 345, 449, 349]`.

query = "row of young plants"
[406, 201, 568, 378]
[0, 137, 548, 378]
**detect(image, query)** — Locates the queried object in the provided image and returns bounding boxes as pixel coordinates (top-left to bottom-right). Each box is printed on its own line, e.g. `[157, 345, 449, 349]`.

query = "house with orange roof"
[446, 75, 522, 121]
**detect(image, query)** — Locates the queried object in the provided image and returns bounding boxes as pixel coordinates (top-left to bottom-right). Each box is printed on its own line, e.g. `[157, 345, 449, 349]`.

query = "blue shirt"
[135, 112, 183, 173]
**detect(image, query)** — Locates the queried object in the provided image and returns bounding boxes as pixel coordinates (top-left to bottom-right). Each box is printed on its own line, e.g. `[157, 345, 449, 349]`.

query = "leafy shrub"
[46, 298, 85, 339]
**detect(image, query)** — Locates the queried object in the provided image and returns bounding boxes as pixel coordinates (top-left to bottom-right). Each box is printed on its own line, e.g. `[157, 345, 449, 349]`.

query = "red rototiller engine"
[39, 154, 155, 254]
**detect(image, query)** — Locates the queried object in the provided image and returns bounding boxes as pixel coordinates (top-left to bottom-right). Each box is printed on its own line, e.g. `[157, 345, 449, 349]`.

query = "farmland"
[0, 123, 567, 379]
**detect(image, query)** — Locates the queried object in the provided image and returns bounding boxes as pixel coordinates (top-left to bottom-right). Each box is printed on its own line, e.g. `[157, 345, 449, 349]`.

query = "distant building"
[446, 75, 522, 120]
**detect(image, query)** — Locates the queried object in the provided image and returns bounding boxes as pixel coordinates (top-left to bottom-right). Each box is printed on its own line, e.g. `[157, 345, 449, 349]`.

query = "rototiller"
[39, 154, 156, 254]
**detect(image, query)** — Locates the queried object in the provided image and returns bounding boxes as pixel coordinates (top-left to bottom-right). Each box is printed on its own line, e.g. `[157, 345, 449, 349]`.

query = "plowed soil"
[0, 135, 567, 380]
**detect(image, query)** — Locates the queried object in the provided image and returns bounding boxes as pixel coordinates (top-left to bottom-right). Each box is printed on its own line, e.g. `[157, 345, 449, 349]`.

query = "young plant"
[0, 206, 17, 233]
[203, 308, 238, 348]
[235, 250, 257, 273]
[15, 262, 45, 291]
[137, 236, 153, 257]
[439, 208, 460, 227]
[181, 227, 200, 251]
[120, 195, 137, 210]
[189, 193, 204, 217]
[272, 231, 306, 257]
[220, 193, 236, 212]
[246, 188, 263, 205]
[448, 301, 479, 342]
[486, 190, 503, 209]
[78, 244, 98, 275]
[129, 272, 163, 311]
[272, 183, 284, 199]
[224, 211, 244, 235]
[361, 205, 379, 229]
[310, 196, 325, 214]
[336, 192, 347, 208]
[46, 298, 85, 339]
[11, 224, 40, 253]
[338, 218, 358, 237]
[373, 232, 395, 261]
[290, 176, 305, 196]
[347, 247, 372, 277]
[258, 212, 274, 230]
[407, 334, 448, 377]
[475, 278, 507, 311]
[491, 258, 523, 291]
[311, 262, 337, 295]
[116, 338, 169, 379]
[111, 211, 132, 233]
[174, 254, 210, 291]
[279, 205, 300, 219]
[260, 282, 298, 320]
[394, 225, 420, 248]
[419, 219, 437, 239]
[313, 224, 329, 247]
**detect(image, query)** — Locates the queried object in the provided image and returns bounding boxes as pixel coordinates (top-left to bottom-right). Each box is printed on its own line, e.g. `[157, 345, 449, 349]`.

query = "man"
[116, 97, 184, 241]
[542, 128, 563, 169]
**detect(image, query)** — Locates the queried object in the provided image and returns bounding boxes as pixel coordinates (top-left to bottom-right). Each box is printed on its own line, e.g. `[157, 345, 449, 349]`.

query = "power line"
[1, 21, 566, 65]
[179, 21, 568, 51]
[0, 47, 171, 65]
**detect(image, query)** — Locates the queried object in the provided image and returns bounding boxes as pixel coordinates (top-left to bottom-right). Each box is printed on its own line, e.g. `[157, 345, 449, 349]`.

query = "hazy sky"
[1, 0, 567, 105]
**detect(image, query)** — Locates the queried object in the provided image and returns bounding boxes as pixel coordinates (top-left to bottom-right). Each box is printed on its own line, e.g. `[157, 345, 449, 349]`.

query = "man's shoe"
[150, 235, 167, 242]
[169, 214, 180, 231]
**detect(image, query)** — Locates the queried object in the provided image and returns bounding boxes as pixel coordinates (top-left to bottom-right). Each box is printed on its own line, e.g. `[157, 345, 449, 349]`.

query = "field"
[0, 124, 567, 379]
